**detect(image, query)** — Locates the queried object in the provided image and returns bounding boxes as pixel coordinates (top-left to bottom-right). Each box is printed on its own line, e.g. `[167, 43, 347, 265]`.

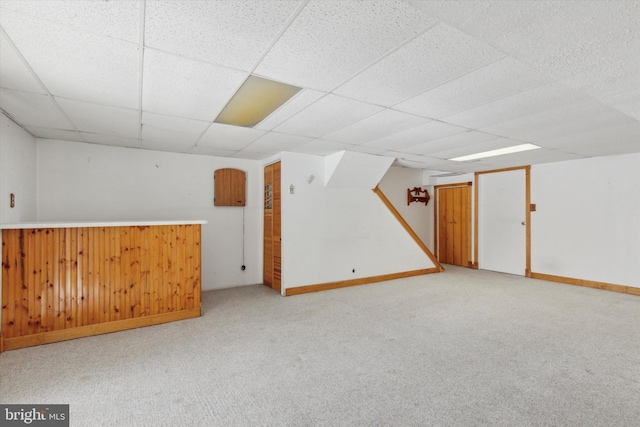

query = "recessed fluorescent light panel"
[214, 75, 302, 128]
[449, 143, 541, 162]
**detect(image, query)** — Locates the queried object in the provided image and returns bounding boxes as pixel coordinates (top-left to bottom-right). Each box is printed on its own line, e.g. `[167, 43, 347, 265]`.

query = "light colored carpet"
[1, 266, 639, 426]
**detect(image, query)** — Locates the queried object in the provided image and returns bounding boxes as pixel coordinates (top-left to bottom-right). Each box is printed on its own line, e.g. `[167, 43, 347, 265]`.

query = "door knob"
[521, 221, 526, 225]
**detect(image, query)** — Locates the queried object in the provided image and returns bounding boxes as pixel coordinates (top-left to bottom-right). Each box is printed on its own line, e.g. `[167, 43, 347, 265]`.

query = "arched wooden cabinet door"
[214, 168, 246, 206]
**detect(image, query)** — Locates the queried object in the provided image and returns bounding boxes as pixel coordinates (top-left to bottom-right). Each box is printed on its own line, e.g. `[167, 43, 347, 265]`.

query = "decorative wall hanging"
[407, 187, 430, 206]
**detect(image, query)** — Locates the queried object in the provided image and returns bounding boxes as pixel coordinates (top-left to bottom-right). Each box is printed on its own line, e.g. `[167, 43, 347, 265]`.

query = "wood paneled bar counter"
[0, 220, 205, 352]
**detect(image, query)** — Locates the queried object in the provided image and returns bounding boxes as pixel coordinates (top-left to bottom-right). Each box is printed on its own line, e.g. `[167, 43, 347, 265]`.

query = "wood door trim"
[373, 186, 443, 271]
[433, 182, 472, 264]
[474, 166, 531, 274]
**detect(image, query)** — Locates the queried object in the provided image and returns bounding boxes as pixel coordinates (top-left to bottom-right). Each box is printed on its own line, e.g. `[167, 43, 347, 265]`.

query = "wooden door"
[263, 162, 281, 292]
[438, 185, 471, 267]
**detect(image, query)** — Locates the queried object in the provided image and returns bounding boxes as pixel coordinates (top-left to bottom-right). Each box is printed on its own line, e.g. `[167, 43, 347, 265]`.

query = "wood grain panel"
[214, 168, 246, 206]
[1, 224, 202, 351]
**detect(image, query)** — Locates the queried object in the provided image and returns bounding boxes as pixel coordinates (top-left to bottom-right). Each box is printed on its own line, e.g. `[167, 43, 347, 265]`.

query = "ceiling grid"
[0, 0, 638, 172]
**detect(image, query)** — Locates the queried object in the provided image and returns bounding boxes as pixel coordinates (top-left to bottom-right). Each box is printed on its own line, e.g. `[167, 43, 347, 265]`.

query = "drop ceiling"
[0, 0, 638, 173]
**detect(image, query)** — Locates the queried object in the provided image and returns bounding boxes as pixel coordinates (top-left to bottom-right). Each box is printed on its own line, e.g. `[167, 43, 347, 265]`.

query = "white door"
[478, 169, 526, 275]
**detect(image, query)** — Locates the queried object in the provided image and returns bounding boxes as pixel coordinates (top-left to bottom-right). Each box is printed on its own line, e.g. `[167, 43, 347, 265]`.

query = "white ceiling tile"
[409, 1, 640, 120]
[233, 151, 274, 160]
[0, 32, 45, 94]
[141, 112, 210, 135]
[55, 98, 139, 139]
[254, 0, 439, 90]
[442, 82, 591, 129]
[561, 141, 640, 158]
[426, 137, 529, 160]
[395, 56, 554, 119]
[0, 0, 139, 42]
[476, 147, 583, 169]
[190, 146, 239, 157]
[538, 123, 640, 151]
[601, 87, 640, 121]
[141, 139, 194, 154]
[145, 0, 300, 71]
[274, 94, 383, 138]
[364, 120, 465, 150]
[254, 89, 325, 131]
[290, 139, 357, 156]
[344, 145, 389, 156]
[198, 123, 266, 151]
[142, 49, 247, 121]
[243, 132, 313, 153]
[141, 125, 200, 147]
[334, 24, 506, 106]
[480, 100, 637, 142]
[0, 9, 139, 108]
[402, 131, 499, 155]
[0, 89, 72, 129]
[24, 126, 84, 142]
[323, 109, 430, 145]
[81, 132, 140, 149]
[388, 153, 453, 169]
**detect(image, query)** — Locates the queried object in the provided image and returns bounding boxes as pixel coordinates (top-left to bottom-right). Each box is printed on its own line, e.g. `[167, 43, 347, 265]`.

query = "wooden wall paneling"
[150, 226, 160, 315]
[193, 225, 202, 310]
[1, 224, 202, 351]
[170, 225, 177, 313]
[97, 228, 105, 325]
[140, 226, 151, 316]
[27, 229, 37, 335]
[161, 226, 169, 314]
[79, 228, 89, 326]
[35, 230, 45, 334]
[56, 228, 65, 331]
[184, 225, 194, 310]
[88, 227, 98, 325]
[129, 226, 140, 318]
[67, 228, 76, 329]
[2, 230, 17, 337]
[122, 226, 131, 319]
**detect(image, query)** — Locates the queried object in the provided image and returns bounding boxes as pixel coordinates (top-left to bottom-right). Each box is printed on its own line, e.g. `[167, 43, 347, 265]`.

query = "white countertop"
[0, 220, 208, 229]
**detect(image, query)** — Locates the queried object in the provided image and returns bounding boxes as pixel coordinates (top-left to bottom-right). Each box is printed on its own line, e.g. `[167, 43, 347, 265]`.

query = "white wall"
[378, 166, 433, 250]
[531, 153, 640, 288]
[279, 152, 436, 291]
[36, 139, 263, 291]
[0, 114, 37, 223]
